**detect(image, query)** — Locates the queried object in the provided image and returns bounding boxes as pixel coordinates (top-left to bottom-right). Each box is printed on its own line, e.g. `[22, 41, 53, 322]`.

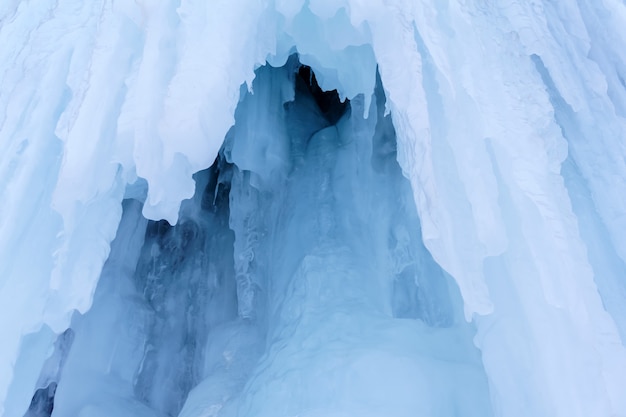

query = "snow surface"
[1, 1, 626, 416]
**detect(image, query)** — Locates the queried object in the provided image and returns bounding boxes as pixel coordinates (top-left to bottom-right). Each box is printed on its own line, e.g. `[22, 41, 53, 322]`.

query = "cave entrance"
[30, 56, 489, 417]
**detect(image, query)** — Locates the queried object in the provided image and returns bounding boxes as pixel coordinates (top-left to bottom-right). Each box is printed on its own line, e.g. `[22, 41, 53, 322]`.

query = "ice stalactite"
[3, 1, 626, 416]
[30, 59, 490, 417]
[203, 59, 491, 417]
[49, 166, 242, 417]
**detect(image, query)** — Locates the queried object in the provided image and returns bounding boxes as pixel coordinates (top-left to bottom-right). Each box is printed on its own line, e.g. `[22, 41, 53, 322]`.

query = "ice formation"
[2, 1, 626, 416]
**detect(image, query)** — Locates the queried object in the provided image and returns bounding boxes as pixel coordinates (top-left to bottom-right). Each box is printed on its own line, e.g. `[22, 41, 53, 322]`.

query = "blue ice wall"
[40, 60, 491, 417]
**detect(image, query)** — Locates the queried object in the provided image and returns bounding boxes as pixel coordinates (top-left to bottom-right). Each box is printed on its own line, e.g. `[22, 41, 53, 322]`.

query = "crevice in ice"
[34, 57, 490, 417]
[619, 73, 626, 91]
[296, 65, 349, 125]
[22, 329, 73, 417]
[23, 383, 55, 417]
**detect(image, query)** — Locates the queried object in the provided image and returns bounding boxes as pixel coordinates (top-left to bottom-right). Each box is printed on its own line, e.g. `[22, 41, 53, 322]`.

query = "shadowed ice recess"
[25, 59, 491, 417]
[4, 2, 626, 417]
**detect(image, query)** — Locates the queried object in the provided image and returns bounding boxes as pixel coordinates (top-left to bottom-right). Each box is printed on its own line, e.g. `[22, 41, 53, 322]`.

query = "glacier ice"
[1, 1, 626, 417]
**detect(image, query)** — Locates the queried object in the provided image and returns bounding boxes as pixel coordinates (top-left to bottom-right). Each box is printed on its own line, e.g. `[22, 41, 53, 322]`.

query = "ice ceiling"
[2, 1, 626, 416]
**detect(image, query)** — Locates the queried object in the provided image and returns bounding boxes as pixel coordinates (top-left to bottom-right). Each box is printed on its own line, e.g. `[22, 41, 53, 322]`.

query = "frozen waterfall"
[2, 1, 626, 417]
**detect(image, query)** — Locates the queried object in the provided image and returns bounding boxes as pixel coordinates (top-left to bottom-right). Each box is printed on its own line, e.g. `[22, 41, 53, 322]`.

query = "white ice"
[1, 1, 626, 417]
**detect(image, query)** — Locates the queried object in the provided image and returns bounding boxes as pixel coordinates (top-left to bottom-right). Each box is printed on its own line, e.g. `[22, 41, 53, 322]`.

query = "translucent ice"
[1, 2, 626, 417]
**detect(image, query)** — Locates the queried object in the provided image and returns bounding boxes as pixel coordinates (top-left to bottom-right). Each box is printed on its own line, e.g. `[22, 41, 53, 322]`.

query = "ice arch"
[27, 58, 490, 417]
[1, 1, 626, 417]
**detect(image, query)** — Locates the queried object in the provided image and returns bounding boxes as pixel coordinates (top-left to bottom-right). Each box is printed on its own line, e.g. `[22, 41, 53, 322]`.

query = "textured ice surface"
[1, 1, 626, 417]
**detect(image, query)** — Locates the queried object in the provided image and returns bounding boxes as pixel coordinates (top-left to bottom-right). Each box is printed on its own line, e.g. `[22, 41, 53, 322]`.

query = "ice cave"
[2, 1, 626, 417]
